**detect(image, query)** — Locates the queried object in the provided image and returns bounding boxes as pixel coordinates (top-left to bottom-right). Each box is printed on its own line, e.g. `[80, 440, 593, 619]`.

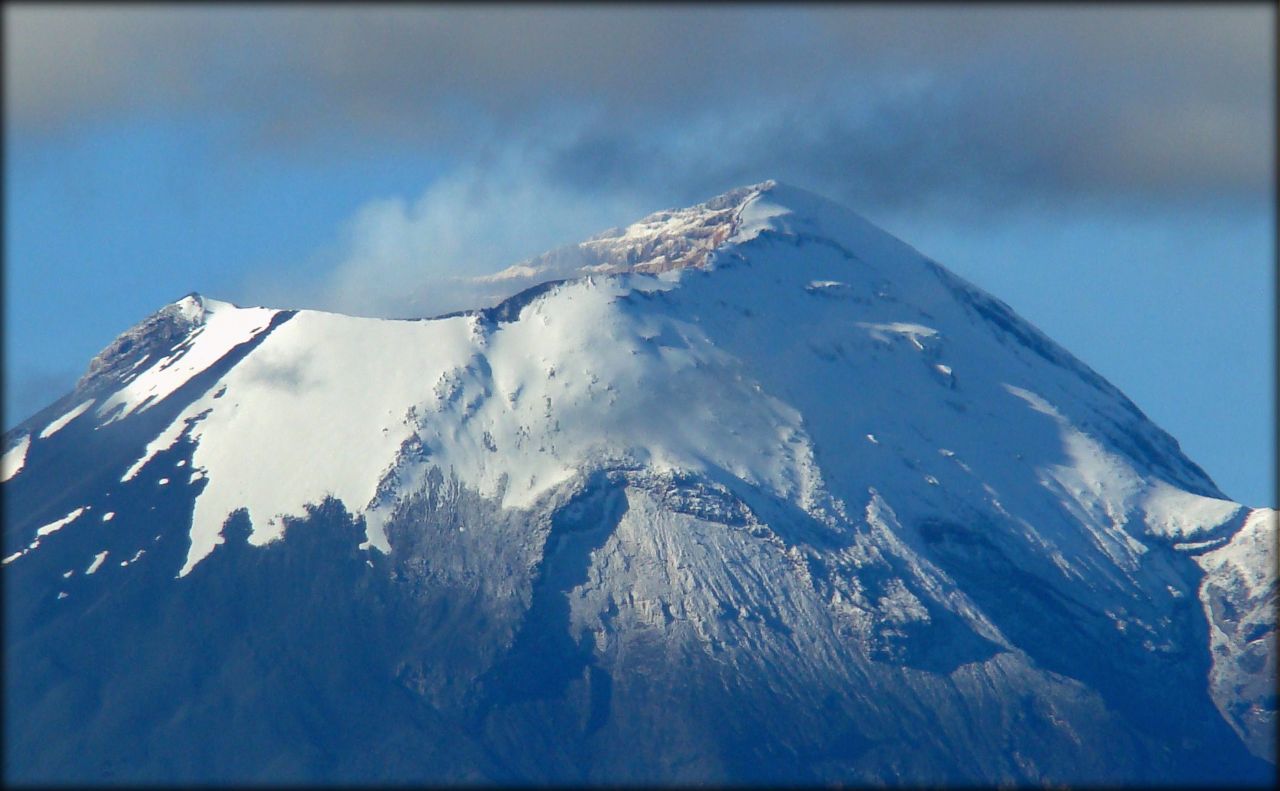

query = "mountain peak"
[59, 292, 282, 432]
[479, 181, 777, 285]
[75, 293, 213, 394]
[4, 177, 1274, 785]
[473, 179, 900, 295]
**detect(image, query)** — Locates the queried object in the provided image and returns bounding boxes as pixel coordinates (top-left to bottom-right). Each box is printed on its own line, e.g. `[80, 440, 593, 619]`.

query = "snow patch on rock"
[96, 299, 277, 426]
[85, 550, 109, 575]
[1, 433, 30, 482]
[39, 398, 95, 438]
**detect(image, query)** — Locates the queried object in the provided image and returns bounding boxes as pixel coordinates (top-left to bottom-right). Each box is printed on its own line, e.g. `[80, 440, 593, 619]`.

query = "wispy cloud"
[242, 154, 654, 319]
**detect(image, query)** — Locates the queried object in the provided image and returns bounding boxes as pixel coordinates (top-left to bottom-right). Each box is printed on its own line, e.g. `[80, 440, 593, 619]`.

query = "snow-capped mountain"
[3, 181, 1274, 785]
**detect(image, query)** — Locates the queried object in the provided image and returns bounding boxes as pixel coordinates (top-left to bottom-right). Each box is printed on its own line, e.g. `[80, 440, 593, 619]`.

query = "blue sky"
[4, 5, 1274, 506]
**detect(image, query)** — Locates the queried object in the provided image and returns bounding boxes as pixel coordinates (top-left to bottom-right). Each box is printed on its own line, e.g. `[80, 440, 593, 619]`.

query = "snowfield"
[95, 183, 1236, 584]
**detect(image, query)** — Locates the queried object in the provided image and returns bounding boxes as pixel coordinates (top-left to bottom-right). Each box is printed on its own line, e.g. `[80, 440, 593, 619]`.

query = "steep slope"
[3, 181, 1274, 785]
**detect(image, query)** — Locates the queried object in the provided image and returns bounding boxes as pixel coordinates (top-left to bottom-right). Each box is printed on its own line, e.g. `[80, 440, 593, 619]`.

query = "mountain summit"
[3, 181, 1274, 785]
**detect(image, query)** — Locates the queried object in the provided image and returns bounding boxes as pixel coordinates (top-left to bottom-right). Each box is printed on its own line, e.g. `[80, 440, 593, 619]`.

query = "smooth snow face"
[364, 273, 838, 548]
[2, 434, 30, 482]
[163, 310, 479, 574]
[159, 278, 835, 575]
[1142, 482, 1243, 540]
[95, 299, 278, 425]
[39, 398, 95, 438]
[1004, 384, 1242, 547]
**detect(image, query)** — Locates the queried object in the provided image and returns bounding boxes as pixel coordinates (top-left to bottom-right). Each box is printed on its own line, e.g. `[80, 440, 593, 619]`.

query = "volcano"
[3, 181, 1274, 785]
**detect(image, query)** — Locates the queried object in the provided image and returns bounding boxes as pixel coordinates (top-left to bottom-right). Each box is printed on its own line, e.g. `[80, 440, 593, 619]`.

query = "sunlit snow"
[1, 181, 1272, 775]
[36, 507, 87, 538]
[96, 299, 278, 426]
[85, 551, 109, 575]
[38, 398, 95, 438]
[122, 417, 190, 482]
[2, 434, 30, 482]
[7, 507, 91, 562]
[83, 181, 1261, 620]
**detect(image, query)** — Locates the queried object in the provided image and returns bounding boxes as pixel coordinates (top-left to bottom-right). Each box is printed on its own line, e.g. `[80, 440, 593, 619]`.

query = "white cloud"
[266, 155, 653, 319]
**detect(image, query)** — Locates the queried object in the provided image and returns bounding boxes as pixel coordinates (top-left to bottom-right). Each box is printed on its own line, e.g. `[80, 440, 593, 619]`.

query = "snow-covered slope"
[3, 181, 1274, 785]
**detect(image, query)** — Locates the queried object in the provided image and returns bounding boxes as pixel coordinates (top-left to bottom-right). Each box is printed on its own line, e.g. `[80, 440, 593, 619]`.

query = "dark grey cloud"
[542, 6, 1274, 215]
[5, 5, 1272, 213]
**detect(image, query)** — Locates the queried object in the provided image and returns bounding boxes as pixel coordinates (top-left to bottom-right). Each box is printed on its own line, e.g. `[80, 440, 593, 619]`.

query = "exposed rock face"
[76, 294, 209, 395]
[479, 182, 758, 283]
[3, 182, 1274, 785]
[1195, 507, 1278, 762]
